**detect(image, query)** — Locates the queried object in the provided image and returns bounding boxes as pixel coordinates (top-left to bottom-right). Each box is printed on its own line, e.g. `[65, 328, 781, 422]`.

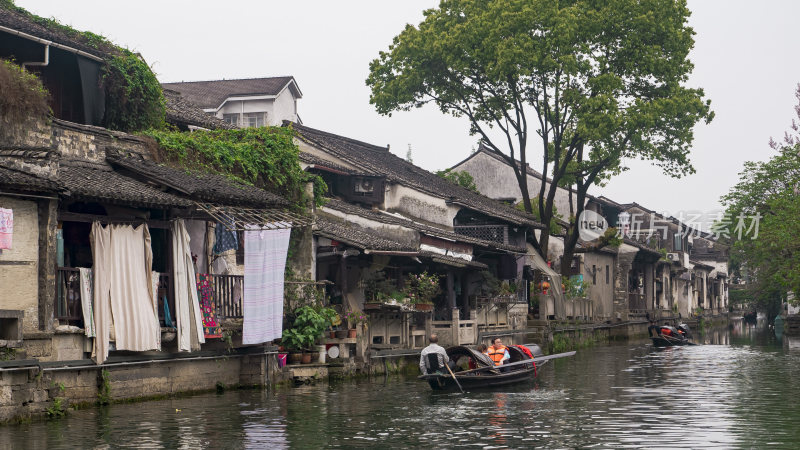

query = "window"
[223, 113, 239, 126]
[673, 233, 683, 252]
[606, 265, 610, 284]
[592, 265, 596, 285]
[242, 112, 265, 128]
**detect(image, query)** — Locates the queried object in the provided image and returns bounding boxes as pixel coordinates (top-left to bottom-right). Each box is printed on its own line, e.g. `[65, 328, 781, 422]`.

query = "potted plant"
[406, 271, 441, 311]
[344, 308, 369, 337]
[281, 305, 337, 364]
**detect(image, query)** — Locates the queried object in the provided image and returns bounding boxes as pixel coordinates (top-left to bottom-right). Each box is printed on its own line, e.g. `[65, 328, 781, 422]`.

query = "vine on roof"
[143, 126, 327, 209]
[1, 1, 165, 132]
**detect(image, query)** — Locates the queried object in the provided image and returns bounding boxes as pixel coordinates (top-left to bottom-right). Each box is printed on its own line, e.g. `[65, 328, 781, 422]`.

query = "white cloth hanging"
[78, 267, 96, 338]
[91, 222, 112, 364]
[171, 219, 206, 351]
[107, 224, 160, 352]
[243, 224, 291, 345]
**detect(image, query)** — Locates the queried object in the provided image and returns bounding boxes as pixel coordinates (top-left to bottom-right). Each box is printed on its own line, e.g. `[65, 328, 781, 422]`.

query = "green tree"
[367, 0, 712, 274]
[435, 168, 478, 192]
[720, 85, 800, 314]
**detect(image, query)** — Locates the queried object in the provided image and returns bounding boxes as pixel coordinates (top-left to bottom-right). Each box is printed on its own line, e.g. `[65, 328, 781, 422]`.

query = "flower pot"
[288, 352, 303, 365]
[330, 331, 336, 339]
[414, 303, 433, 311]
[348, 329, 357, 338]
[300, 353, 312, 364]
[334, 330, 348, 339]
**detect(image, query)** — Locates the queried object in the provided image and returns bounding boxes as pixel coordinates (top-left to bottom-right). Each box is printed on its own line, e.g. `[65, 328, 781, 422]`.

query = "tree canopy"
[367, 0, 712, 273]
[720, 85, 800, 313]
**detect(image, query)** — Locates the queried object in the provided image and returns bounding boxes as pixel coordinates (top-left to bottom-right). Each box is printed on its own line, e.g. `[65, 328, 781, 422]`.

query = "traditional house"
[449, 143, 729, 324]
[162, 77, 303, 128]
[0, 5, 307, 387]
[289, 123, 547, 349]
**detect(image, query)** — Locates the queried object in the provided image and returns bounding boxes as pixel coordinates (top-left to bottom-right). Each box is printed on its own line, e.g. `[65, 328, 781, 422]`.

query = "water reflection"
[2, 320, 800, 448]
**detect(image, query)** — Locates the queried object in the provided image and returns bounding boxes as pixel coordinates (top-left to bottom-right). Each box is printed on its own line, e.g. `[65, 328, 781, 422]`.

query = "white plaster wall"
[319, 207, 419, 244]
[0, 196, 39, 332]
[212, 90, 298, 127]
[383, 184, 459, 229]
[295, 140, 362, 172]
[271, 89, 298, 125]
[454, 152, 580, 218]
[583, 252, 615, 319]
[216, 98, 273, 117]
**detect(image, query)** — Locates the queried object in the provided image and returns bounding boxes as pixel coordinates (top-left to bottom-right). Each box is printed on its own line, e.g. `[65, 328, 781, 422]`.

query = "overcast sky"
[15, 0, 800, 218]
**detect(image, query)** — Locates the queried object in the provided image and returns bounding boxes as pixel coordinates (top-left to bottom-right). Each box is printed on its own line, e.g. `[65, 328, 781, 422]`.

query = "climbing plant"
[1, 1, 165, 132]
[102, 50, 165, 132]
[143, 126, 326, 208]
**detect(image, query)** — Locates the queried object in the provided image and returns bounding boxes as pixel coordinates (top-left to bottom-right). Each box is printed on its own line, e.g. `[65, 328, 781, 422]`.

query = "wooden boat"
[650, 324, 694, 347]
[419, 344, 551, 391]
[650, 335, 690, 347]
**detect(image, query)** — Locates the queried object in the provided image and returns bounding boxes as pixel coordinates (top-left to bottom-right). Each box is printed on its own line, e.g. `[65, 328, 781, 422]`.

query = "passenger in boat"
[419, 334, 453, 374]
[648, 320, 660, 338]
[487, 338, 510, 367]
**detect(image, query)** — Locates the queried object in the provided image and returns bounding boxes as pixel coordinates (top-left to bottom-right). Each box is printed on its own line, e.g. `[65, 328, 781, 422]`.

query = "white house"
[161, 76, 303, 127]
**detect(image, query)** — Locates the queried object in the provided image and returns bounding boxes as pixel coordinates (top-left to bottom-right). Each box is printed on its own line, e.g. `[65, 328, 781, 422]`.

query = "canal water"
[4, 320, 800, 449]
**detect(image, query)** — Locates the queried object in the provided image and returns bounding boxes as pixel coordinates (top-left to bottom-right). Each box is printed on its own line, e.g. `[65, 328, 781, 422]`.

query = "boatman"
[487, 338, 510, 366]
[419, 334, 451, 374]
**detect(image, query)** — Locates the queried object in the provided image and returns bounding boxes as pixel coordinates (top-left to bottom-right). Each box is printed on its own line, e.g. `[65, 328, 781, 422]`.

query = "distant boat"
[650, 324, 695, 347]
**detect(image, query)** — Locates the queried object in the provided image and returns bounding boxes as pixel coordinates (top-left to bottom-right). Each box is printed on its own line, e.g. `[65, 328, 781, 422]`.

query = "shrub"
[0, 59, 50, 124]
[102, 50, 165, 132]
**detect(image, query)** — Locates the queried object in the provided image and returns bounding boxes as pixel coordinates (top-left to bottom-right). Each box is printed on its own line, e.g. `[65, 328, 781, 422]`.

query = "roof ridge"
[161, 76, 294, 85]
[288, 121, 389, 152]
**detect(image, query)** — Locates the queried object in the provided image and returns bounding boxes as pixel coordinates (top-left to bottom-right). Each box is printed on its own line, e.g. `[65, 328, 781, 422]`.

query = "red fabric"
[512, 345, 537, 377]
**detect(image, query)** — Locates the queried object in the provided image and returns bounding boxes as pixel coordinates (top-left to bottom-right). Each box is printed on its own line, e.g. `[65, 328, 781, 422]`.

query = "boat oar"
[444, 362, 465, 393]
[456, 351, 577, 376]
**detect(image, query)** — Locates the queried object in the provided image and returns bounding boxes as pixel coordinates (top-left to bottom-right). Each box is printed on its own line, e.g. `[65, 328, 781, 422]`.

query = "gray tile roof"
[163, 90, 235, 130]
[58, 159, 191, 207]
[419, 251, 488, 269]
[0, 162, 61, 193]
[161, 77, 301, 110]
[322, 198, 526, 253]
[289, 122, 545, 229]
[315, 215, 417, 252]
[106, 152, 288, 207]
[0, 5, 115, 61]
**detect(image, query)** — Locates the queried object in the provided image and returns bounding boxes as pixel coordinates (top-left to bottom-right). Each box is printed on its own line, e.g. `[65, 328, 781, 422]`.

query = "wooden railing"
[211, 274, 243, 319]
[55, 267, 82, 324]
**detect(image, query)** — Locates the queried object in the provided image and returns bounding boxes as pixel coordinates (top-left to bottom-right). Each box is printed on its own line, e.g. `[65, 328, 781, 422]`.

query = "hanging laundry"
[242, 224, 291, 345]
[171, 219, 206, 351]
[91, 222, 112, 364]
[163, 295, 174, 328]
[78, 268, 96, 338]
[212, 217, 238, 255]
[196, 273, 223, 338]
[0, 208, 12, 250]
[107, 224, 161, 353]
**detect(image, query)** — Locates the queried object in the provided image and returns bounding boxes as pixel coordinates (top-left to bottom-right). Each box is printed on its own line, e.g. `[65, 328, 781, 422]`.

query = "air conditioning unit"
[666, 252, 680, 262]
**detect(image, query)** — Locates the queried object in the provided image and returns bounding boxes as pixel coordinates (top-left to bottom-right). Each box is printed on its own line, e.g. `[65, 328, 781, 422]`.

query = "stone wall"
[0, 196, 40, 333]
[0, 354, 273, 423]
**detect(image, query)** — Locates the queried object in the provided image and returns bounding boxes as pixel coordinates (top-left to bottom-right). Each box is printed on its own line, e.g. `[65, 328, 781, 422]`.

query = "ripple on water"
[1, 326, 799, 448]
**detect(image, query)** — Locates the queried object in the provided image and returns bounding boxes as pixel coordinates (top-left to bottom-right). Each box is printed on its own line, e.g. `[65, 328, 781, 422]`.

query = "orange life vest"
[487, 345, 508, 366]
